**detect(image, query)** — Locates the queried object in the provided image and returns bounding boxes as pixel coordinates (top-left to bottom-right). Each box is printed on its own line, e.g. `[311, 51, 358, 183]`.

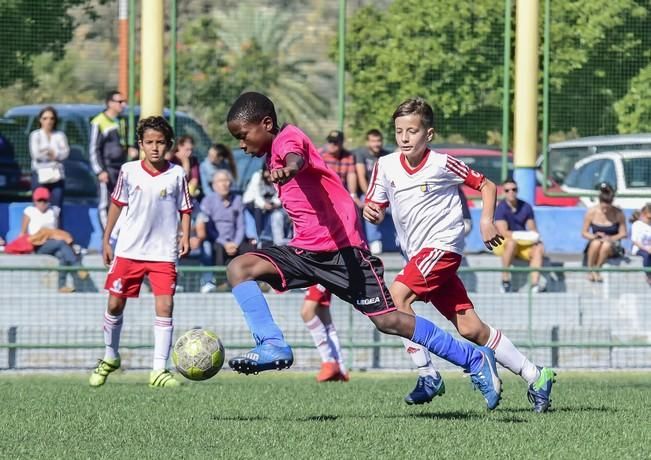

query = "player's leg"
[227, 252, 294, 374]
[333, 248, 501, 409]
[148, 262, 182, 387]
[89, 294, 127, 387]
[301, 287, 347, 382]
[390, 281, 444, 404]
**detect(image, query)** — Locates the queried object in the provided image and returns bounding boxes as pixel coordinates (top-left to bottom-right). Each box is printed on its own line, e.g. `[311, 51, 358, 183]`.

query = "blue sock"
[232, 281, 286, 347]
[411, 315, 483, 372]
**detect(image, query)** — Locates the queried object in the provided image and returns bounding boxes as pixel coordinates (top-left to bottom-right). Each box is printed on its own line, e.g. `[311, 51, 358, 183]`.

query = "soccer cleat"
[149, 369, 181, 388]
[89, 357, 121, 387]
[527, 367, 556, 413]
[469, 347, 502, 410]
[228, 342, 294, 375]
[316, 362, 349, 382]
[404, 374, 446, 405]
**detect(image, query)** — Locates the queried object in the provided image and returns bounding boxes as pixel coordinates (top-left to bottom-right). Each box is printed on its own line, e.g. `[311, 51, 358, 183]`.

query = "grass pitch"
[0, 371, 649, 459]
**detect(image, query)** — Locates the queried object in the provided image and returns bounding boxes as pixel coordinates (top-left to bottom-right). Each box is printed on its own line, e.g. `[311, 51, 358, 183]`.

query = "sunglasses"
[35, 199, 48, 202]
[112, 99, 127, 104]
[504, 187, 518, 192]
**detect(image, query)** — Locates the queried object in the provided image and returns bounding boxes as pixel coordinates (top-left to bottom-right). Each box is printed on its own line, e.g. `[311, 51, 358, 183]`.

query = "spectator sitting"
[581, 182, 627, 282]
[200, 143, 238, 196]
[29, 106, 70, 218]
[196, 170, 254, 293]
[493, 179, 545, 293]
[168, 135, 202, 199]
[20, 187, 87, 293]
[630, 203, 651, 286]
[243, 165, 289, 246]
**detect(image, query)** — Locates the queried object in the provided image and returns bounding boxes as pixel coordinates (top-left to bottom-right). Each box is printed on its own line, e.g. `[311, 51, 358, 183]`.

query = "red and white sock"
[485, 325, 539, 385]
[103, 312, 123, 360]
[401, 337, 439, 377]
[325, 323, 347, 374]
[153, 316, 173, 371]
[305, 316, 336, 364]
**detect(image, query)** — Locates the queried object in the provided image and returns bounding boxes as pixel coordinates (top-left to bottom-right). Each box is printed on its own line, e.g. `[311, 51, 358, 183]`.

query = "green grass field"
[0, 371, 649, 459]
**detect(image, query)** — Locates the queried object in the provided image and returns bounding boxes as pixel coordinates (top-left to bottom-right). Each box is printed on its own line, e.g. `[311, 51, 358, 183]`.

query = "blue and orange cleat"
[469, 346, 502, 410]
[527, 367, 556, 413]
[404, 373, 446, 405]
[228, 342, 294, 375]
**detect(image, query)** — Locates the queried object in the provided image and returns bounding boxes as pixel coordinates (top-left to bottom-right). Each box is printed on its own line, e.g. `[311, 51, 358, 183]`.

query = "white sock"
[485, 325, 540, 385]
[401, 337, 438, 377]
[325, 324, 347, 374]
[305, 316, 336, 363]
[103, 312, 123, 360]
[153, 316, 174, 371]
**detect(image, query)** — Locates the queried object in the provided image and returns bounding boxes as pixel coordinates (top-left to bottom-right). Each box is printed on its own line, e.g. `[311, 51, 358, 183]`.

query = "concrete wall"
[0, 203, 637, 254]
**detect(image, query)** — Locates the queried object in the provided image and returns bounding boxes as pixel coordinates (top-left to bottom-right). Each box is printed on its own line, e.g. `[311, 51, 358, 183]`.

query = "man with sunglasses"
[89, 90, 129, 231]
[493, 179, 546, 293]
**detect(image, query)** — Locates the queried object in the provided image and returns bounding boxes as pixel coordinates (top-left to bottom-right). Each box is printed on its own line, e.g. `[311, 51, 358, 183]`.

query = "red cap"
[33, 187, 51, 201]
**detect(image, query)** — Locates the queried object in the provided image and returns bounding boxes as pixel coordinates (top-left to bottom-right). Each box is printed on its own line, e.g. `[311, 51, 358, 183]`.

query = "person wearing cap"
[19, 187, 86, 293]
[580, 182, 627, 282]
[321, 130, 358, 199]
[493, 178, 546, 293]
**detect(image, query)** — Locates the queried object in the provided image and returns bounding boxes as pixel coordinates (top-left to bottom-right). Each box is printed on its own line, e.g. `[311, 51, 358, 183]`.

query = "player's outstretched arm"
[363, 202, 386, 224]
[270, 153, 304, 184]
[478, 179, 504, 250]
[102, 203, 123, 266]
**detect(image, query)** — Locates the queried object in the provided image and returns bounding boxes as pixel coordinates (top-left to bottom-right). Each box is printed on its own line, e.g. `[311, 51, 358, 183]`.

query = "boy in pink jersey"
[89, 116, 192, 388]
[364, 98, 555, 413]
[225, 92, 503, 410]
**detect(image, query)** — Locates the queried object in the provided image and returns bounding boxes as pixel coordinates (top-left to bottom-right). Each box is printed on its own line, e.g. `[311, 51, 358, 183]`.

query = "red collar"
[141, 160, 171, 177]
[400, 148, 430, 175]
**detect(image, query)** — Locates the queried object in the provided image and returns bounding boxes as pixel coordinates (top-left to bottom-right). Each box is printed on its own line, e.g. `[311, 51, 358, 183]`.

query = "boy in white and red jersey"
[364, 98, 555, 413]
[224, 92, 503, 410]
[89, 116, 192, 388]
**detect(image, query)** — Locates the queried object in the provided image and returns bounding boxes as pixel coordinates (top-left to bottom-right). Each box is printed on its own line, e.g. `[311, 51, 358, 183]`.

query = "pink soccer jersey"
[268, 124, 365, 252]
[366, 149, 485, 258]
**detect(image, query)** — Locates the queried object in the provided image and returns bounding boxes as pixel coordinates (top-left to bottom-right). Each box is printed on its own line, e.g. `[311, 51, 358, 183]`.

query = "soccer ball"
[172, 328, 225, 381]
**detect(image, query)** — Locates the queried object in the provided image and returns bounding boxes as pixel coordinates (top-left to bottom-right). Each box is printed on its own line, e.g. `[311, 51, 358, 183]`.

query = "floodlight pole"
[337, 0, 346, 133]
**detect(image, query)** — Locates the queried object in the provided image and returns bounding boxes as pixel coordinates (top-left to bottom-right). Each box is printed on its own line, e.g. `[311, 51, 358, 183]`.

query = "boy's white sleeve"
[364, 160, 389, 208]
[442, 154, 486, 190]
[177, 174, 193, 214]
[111, 167, 129, 206]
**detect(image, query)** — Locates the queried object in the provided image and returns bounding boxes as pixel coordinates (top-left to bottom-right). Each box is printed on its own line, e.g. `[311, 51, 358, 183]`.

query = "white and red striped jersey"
[111, 160, 192, 262]
[366, 149, 485, 258]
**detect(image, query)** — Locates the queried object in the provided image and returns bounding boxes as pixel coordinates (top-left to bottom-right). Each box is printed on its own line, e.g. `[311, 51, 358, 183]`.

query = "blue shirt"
[199, 192, 245, 246]
[495, 199, 534, 231]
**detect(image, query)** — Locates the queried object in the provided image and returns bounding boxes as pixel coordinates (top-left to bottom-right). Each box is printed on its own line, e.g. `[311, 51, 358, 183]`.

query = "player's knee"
[457, 322, 483, 344]
[370, 312, 402, 336]
[107, 296, 126, 315]
[226, 255, 255, 286]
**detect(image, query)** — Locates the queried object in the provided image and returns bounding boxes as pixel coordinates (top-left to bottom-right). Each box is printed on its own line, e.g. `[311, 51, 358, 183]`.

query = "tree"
[343, 0, 651, 142]
[177, 4, 333, 142]
[0, 0, 103, 88]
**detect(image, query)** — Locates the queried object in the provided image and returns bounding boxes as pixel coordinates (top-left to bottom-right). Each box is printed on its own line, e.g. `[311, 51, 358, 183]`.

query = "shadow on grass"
[500, 405, 616, 414]
[211, 411, 526, 423]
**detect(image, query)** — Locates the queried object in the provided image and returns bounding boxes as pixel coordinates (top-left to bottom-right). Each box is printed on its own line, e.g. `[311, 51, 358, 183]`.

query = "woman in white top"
[630, 203, 651, 286]
[29, 106, 69, 216]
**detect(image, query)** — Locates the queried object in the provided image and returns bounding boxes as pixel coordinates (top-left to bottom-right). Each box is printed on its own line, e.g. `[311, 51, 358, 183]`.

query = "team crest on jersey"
[159, 188, 167, 198]
[420, 182, 436, 193]
[110, 278, 123, 294]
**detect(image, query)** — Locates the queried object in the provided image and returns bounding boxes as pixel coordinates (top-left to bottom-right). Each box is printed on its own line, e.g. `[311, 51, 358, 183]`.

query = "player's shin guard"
[233, 280, 287, 347]
[401, 337, 438, 377]
[411, 316, 482, 372]
[103, 312, 123, 360]
[485, 325, 539, 384]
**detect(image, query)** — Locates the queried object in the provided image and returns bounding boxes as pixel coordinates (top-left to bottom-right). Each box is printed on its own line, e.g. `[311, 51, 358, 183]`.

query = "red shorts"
[394, 248, 473, 321]
[304, 284, 332, 306]
[104, 256, 177, 298]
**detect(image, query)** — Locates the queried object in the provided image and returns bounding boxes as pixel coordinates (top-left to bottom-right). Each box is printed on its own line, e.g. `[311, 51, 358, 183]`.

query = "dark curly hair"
[227, 92, 278, 127]
[137, 116, 174, 148]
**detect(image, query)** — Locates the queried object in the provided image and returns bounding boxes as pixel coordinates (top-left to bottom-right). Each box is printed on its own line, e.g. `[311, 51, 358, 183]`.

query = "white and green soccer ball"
[172, 328, 225, 381]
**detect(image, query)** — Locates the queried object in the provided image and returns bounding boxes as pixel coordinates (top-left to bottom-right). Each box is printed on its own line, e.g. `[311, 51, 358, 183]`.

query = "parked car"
[2, 104, 213, 203]
[430, 144, 579, 207]
[0, 118, 30, 201]
[546, 133, 651, 185]
[561, 150, 651, 209]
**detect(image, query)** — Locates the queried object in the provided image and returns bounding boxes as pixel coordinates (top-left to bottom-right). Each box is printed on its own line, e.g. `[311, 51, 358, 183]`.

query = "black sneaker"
[501, 280, 512, 293]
